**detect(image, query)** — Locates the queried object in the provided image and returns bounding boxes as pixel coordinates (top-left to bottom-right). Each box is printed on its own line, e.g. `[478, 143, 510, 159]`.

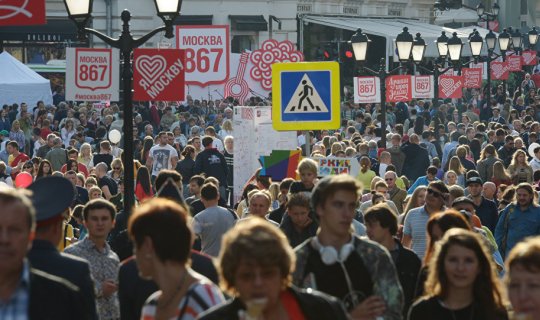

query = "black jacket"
[198, 286, 348, 320]
[119, 252, 219, 320]
[27, 240, 97, 320]
[194, 148, 228, 187]
[393, 240, 422, 317]
[29, 268, 90, 320]
[401, 142, 430, 182]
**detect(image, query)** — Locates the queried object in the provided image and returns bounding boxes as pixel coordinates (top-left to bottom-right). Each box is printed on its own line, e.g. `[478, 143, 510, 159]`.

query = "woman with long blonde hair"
[78, 143, 93, 168]
[448, 156, 465, 187]
[507, 149, 533, 184]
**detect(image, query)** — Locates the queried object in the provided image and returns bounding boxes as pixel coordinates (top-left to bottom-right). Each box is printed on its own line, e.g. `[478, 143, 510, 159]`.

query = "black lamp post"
[528, 27, 539, 49]
[413, 31, 483, 110]
[476, 2, 499, 31]
[63, 0, 182, 216]
[350, 27, 414, 147]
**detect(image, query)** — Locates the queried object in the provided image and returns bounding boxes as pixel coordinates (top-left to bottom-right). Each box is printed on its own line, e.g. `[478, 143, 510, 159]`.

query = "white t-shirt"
[148, 144, 178, 176]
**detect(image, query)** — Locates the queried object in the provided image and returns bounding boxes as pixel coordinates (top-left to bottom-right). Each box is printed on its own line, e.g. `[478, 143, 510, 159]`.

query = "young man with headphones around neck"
[292, 175, 403, 320]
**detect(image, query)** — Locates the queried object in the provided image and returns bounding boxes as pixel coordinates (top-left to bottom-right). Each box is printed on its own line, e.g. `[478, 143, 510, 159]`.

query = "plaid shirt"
[0, 260, 30, 320]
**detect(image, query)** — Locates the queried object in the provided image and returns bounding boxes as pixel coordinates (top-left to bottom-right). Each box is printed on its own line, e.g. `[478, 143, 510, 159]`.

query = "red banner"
[522, 50, 538, 66]
[133, 49, 186, 101]
[491, 61, 509, 80]
[385, 75, 412, 102]
[462, 68, 482, 88]
[438, 75, 463, 99]
[507, 55, 522, 72]
[0, 0, 46, 26]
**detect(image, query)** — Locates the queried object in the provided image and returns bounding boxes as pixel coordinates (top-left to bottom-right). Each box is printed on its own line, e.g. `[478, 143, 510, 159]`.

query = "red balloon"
[15, 172, 33, 188]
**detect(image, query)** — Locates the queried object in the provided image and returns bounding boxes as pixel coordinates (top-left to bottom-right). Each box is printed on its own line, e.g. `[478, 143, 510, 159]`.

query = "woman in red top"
[135, 165, 153, 202]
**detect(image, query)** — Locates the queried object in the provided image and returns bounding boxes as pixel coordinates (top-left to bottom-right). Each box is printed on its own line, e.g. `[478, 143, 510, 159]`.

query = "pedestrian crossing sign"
[272, 62, 340, 131]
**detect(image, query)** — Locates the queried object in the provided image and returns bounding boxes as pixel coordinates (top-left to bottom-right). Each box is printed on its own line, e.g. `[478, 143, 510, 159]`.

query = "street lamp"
[528, 27, 539, 48]
[498, 28, 511, 53]
[436, 31, 449, 60]
[447, 32, 463, 64]
[412, 33, 427, 64]
[512, 28, 523, 53]
[350, 27, 414, 147]
[476, 2, 499, 31]
[63, 0, 182, 216]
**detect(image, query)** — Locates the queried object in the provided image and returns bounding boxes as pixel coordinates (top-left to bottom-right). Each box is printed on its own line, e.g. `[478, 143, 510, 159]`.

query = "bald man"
[482, 182, 498, 207]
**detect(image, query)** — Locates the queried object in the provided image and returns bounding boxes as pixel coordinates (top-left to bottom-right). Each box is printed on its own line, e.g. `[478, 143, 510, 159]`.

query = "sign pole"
[121, 45, 134, 218]
[305, 131, 311, 156]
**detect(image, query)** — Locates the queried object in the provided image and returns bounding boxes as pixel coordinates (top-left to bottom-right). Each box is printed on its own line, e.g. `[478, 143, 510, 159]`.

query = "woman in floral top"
[129, 198, 224, 320]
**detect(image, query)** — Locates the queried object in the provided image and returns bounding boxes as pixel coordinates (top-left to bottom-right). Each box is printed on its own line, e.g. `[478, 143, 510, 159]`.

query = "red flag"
[133, 49, 186, 101]
[438, 75, 464, 99]
[0, 0, 46, 26]
[491, 61, 509, 80]
[463, 68, 482, 88]
[385, 75, 412, 102]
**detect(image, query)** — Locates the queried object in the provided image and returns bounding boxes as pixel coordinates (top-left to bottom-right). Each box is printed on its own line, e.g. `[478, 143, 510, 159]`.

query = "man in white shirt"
[146, 131, 179, 180]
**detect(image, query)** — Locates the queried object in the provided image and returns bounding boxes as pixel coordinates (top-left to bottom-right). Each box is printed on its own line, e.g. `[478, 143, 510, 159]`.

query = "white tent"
[0, 51, 53, 106]
[434, 7, 479, 25]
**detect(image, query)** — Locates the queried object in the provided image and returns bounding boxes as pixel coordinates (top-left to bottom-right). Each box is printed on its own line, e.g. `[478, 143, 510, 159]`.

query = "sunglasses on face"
[427, 188, 445, 199]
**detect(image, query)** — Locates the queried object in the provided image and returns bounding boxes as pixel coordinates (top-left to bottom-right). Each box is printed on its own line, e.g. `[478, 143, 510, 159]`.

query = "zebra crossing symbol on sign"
[272, 61, 340, 131]
[284, 74, 329, 113]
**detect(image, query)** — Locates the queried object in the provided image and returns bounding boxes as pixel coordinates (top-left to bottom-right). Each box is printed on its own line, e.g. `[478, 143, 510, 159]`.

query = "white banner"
[176, 25, 230, 87]
[232, 106, 296, 204]
[412, 75, 434, 99]
[353, 76, 381, 103]
[66, 48, 119, 101]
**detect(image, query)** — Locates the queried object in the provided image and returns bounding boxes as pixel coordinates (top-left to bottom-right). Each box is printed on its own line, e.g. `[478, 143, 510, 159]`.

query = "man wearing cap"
[27, 176, 97, 319]
[0, 129, 9, 151]
[0, 187, 88, 319]
[489, 107, 506, 124]
[467, 176, 499, 233]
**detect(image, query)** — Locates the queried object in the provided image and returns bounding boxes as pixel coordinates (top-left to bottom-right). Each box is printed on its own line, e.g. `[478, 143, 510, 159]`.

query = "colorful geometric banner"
[259, 150, 302, 181]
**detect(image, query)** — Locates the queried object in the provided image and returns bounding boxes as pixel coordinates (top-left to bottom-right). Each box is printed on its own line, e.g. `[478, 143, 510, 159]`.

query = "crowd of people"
[2, 72, 540, 319]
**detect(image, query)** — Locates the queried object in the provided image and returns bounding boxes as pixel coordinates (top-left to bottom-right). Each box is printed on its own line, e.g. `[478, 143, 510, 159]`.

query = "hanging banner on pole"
[0, 0, 45, 26]
[66, 48, 120, 102]
[412, 75, 434, 99]
[463, 68, 482, 88]
[353, 76, 381, 103]
[133, 49, 185, 101]
[386, 75, 412, 102]
[438, 75, 464, 99]
[491, 61, 509, 80]
[176, 25, 230, 87]
[522, 50, 538, 66]
[507, 55, 523, 72]
[470, 62, 487, 80]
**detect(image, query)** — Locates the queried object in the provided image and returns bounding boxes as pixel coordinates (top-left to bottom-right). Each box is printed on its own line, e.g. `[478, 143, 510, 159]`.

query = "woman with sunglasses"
[408, 229, 508, 320]
[107, 158, 124, 186]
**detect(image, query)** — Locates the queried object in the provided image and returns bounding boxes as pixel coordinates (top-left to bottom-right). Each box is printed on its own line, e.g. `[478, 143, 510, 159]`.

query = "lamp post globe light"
[468, 31, 484, 60]
[498, 28, 511, 54]
[446, 32, 463, 64]
[63, 0, 182, 216]
[436, 31, 449, 59]
[476, 1, 499, 31]
[350, 27, 414, 147]
[528, 27, 539, 48]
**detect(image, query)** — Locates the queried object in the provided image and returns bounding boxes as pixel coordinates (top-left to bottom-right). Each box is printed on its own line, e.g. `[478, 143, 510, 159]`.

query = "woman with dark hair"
[139, 136, 154, 164]
[129, 198, 224, 319]
[408, 229, 508, 320]
[175, 145, 196, 199]
[36, 159, 52, 180]
[477, 144, 502, 183]
[199, 218, 347, 320]
[66, 159, 79, 174]
[135, 165, 153, 202]
[469, 138, 482, 162]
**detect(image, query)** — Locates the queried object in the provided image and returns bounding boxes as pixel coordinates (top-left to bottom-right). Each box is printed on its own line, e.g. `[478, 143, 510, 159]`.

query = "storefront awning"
[301, 15, 494, 59]
[173, 15, 213, 25]
[0, 19, 78, 42]
[229, 15, 268, 31]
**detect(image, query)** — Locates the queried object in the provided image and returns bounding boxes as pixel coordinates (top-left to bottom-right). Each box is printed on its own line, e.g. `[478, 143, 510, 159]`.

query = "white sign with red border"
[353, 76, 381, 103]
[176, 25, 230, 87]
[412, 75, 434, 99]
[66, 48, 119, 101]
